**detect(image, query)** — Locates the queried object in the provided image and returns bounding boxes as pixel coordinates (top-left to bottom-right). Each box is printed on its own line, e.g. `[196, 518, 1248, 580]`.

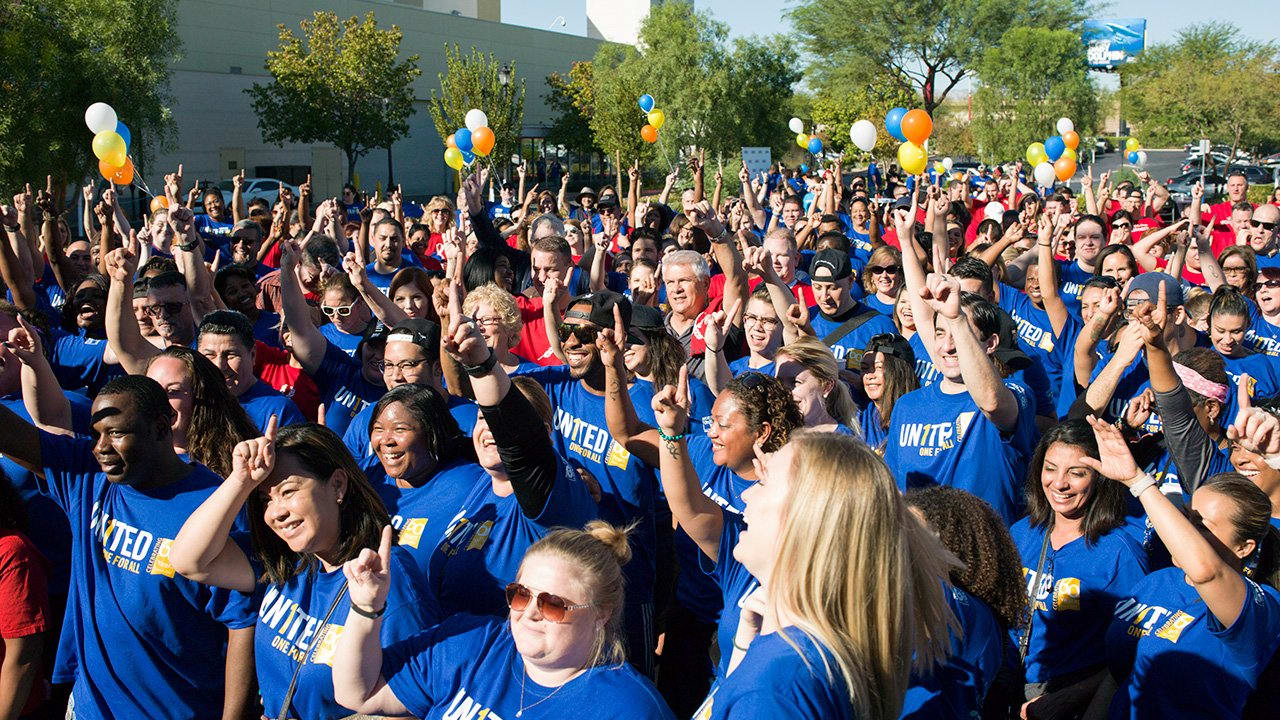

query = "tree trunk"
[1227, 128, 1241, 175]
[346, 149, 358, 188]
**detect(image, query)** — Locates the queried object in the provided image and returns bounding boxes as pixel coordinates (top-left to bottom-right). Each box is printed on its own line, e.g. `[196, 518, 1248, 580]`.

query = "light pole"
[381, 97, 394, 187]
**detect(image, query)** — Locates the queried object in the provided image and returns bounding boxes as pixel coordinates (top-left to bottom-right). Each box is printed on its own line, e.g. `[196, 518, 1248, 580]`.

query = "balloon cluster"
[1125, 138, 1146, 166]
[1027, 117, 1079, 187]
[886, 107, 932, 176]
[638, 95, 665, 143]
[444, 108, 495, 171]
[789, 117, 824, 155]
[85, 103, 135, 185]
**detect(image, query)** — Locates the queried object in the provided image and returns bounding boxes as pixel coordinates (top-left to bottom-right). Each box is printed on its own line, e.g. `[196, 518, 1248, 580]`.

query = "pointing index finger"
[1239, 374, 1253, 412]
[264, 413, 279, 443]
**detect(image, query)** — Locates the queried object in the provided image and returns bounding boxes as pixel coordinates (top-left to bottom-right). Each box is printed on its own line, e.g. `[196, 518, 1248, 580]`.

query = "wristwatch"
[178, 238, 201, 252]
[462, 348, 498, 377]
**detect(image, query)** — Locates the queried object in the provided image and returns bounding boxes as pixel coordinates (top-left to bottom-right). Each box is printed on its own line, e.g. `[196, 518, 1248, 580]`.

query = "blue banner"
[1083, 19, 1147, 70]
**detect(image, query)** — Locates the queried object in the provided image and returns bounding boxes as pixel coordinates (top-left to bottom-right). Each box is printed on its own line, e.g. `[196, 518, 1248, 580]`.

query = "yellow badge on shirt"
[398, 518, 427, 548]
[1053, 577, 1081, 611]
[1154, 611, 1196, 643]
[147, 538, 176, 578]
[311, 624, 344, 666]
[605, 440, 631, 470]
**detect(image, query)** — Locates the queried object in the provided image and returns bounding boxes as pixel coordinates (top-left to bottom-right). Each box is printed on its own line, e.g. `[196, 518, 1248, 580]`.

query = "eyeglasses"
[867, 265, 901, 275]
[504, 582, 590, 623]
[143, 301, 187, 318]
[742, 313, 779, 327]
[1251, 219, 1277, 231]
[378, 358, 428, 373]
[321, 301, 358, 318]
[557, 323, 599, 344]
[1222, 265, 1250, 275]
[473, 315, 503, 327]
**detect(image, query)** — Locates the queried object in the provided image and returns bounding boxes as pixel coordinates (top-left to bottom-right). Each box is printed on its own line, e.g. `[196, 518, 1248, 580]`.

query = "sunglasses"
[504, 582, 590, 623]
[1251, 219, 1277, 231]
[143, 301, 186, 318]
[73, 288, 106, 305]
[1260, 279, 1280, 289]
[321, 301, 358, 318]
[1113, 223, 1132, 230]
[557, 323, 599, 344]
[867, 265, 901, 275]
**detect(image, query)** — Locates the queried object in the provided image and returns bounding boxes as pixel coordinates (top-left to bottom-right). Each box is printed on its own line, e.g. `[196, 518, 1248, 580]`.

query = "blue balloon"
[807, 137, 823, 155]
[115, 121, 131, 151]
[1127, 151, 1140, 164]
[799, 164, 809, 173]
[638, 94, 655, 113]
[454, 128, 473, 152]
[1044, 136, 1065, 162]
[885, 107, 908, 142]
[462, 150, 476, 165]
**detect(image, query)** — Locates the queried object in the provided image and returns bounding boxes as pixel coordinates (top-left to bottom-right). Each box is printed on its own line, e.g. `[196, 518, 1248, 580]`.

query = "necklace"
[516, 664, 575, 717]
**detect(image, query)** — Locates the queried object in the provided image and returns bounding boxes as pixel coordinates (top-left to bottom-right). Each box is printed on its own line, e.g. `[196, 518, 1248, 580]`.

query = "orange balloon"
[640, 124, 658, 143]
[900, 109, 933, 145]
[445, 134, 457, 149]
[1053, 156, 1077, 182]
[108, 158, 134, 185]
[1061, 130, 1079, 150]
[98, 158, 119, 180]
[150, 195, 169, 213]
[471, 127, 495, 156]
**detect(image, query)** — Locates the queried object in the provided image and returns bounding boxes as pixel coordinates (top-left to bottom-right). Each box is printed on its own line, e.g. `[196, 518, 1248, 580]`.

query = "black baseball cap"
[566, 291, 632, 330]
[864, 333, 916, 367]
[810, 249, 852, 282]
[992, 309, 1032, 372]
[387, 318, 441, 355]
[597, 195, 621, 210]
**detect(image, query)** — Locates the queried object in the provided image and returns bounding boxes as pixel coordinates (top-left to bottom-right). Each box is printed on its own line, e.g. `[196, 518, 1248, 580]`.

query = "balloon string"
[655, 132, 675, 175]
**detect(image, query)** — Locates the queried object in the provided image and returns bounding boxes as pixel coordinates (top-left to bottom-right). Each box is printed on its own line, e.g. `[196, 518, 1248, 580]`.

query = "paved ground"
[1082, 148, 1187, 184]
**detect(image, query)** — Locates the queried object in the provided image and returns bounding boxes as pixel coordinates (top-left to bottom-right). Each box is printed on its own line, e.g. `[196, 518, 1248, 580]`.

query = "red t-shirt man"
[0, 529, 49, 716]
[254, 341, 321, 422]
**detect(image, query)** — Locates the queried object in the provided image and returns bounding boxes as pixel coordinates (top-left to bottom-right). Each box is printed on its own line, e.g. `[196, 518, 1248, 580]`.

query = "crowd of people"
[0, 149, 1278, 720]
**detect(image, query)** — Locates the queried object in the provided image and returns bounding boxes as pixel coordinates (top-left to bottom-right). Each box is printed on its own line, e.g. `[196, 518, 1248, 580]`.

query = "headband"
[1173, 362, 1228, 404]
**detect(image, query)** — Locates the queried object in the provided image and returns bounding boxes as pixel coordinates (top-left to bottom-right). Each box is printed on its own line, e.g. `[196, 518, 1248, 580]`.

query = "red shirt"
[1155, 257, 1207, 286]
[0, 530, 49, 715]
[254, 342, 321, 421]
[513, 295, 564, 366]
[708, 274, 816, 307]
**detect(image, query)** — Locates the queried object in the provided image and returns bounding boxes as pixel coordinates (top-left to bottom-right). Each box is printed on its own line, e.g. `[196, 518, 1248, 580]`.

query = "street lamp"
[380, 97, 394, 187]
[498, 64, 511, 87]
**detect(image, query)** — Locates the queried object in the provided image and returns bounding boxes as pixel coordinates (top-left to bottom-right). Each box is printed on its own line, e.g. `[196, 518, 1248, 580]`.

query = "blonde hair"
[776, 336, 858, 429]
[770, 433, 959, 720]
[463, 283, 522, 348]
[523, 521, 633, 668]
[861, 245, 902, 294]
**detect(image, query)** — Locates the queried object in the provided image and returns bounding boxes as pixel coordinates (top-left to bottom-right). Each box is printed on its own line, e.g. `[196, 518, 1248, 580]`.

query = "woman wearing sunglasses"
[332, 520, 674, 719]
[318, 274, 376, 357]
[170, 419, 436, 720]
[861, 245, 903, 317]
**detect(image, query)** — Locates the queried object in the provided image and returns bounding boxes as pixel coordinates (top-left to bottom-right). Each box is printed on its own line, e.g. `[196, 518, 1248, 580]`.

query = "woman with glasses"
[858, 333, 920, 452]
[318, 274, 376, 357]
[463, 283, 541, 376]
[331, 521, 674, 719]
[861, 245, 903, 317]
[1218, 246, 1258, 295]
[170, 420, 436, 720]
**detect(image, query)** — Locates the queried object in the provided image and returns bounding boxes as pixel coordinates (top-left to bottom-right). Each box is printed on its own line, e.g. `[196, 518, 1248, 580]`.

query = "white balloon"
[1034, 161, 1057, 188]
[984, 201, 1005, 221]
[788, 117, 804, 134]
[465, 109, 489, 132]
[942, 157, 954, 171]
[510, 154, 522, 166]
[1056, 117, 1074, 134]
[84, 102, 117, 134]
[849, 120, 877, 152]
[1135, 151, 1148, 167]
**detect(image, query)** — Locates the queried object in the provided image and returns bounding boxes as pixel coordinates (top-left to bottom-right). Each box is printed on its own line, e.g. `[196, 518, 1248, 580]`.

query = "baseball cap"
[387, 318, 441, 355]
[992, 309, 1032, 372]
[810, 249, 852, 282]
[1126, 271, 1185, 307]
[864, 333, 916, 367]
[597, 195, 621, 210]
[566, 291, 632, 330]
[892, 195, 914, 210]
[577, 186, 597, 200]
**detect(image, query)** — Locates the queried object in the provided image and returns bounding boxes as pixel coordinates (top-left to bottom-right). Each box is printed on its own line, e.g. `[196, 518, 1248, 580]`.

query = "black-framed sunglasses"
[867, 265, 902, 275]
[143, 301, 186, 318]
[557, 323, 600, 345]
[736, 371, 771, 390]
[1260, 279, 1280, 289]
[1251, 219, 1277, 231]
[504, 582, 590, 623]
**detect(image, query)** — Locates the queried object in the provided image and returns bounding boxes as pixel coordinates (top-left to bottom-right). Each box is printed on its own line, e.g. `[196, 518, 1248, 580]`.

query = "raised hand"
[919, 273, 961, 319]
[4, 314, 44, 367]
[595, 304, 627, 369]
[230, 414, 279, 488]
[1078, 415, 1143, 485]
[741, 245, 776, 280]
[343, 525, 394, 615]
[442, 305, 491, 366]
[650, 365, 691, 436]
[105, 231, 140, 282]
[784, 301, 810, 330]
[1124, 388, 1155, 430]
[299, 173, 312, 197]
[1128, 279, 1169, 346]
[82, 183, 95, 205]
[685, 200, 724, 238]
[342, 251, 367, 288]
[628, 163, 640, 183]
[232, 169, 246, 191]
[1226, 376, 1280, 459]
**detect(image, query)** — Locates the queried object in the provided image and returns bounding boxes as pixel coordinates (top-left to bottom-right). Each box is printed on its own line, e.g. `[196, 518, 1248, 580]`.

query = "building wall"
[586, 0, 656, 45]
[157, 0, 598, 198]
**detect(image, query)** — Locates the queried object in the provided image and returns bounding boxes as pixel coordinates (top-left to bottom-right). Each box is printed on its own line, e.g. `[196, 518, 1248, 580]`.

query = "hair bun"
[584, 520, 632, 567]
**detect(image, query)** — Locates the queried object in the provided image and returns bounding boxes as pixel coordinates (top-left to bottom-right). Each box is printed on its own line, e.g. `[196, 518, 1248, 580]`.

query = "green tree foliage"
[247, 12, 421, 180]
[0, 0, 178, 193]
[971, 27, 1097, 163]
[428, 45, 526, 174]
[545, 62, 600, 155]
[789, 0, 1086, 114]
[810, 85, 916, 158]
[1120, 23, 1279, 156]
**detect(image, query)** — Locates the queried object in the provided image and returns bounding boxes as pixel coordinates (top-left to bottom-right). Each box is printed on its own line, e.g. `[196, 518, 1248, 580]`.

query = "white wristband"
[1128, 472, 1158, 498]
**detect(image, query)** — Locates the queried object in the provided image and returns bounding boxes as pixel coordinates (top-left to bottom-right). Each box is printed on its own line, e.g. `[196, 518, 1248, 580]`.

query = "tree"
[588, 44, 653, 165]
[971, 27, 1097, 163]
[788, 0, 1086, 114]
[810, 85, 917, 158]
[0, 0, 179, 193]
[247, 12, 421, 181]
[545, 62, 600, 155]
[428, 45, 526, 176]
[1120, 23, 1279, 158]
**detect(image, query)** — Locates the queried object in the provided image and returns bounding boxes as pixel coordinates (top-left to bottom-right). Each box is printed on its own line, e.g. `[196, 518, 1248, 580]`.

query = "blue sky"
[504, 0, 1280, 65]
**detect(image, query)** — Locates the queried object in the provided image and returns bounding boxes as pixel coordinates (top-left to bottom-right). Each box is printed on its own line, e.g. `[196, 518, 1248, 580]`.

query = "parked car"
[1166, 171, 1225, 205]
[216, 177, 299, 208]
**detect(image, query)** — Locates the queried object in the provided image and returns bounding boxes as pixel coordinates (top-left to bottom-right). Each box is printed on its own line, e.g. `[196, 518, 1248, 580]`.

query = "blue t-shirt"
[632, 376, 715, 434]
[524, 366, 658, 605]
[486, 201, 513, 220]
[253, 547, 436, 720]
[252, 310, 282, 348]
[310, 341, 385, 435]
[1105, 567, 1280, 720]
[1011, 520, 1148, 683]
[728, 356, 774, 378]
[999, 283, 1065, 405]
[365, 255, 420, 294]
[319, 322, 366, 357]
[239, 379, 305, 432]
[863, 293, 895, 317]
[342, 393, 479, 474]
[907, 332, 941, 386]
[885, 379, 1037, 524]
[711, 512, 761, 679]
[1, 391, 91, 596]
[193, 213, 234, 247]
[1053, 317, 1086, 419]
[429, 457, 598, 617]
[1220, 352, 1280, 425]
[1056, 260, 1094, 316]
[374, 461, 487, 580]
[49, 329, 124, 396]
[383, 615, 673, 719]
[859, 402, 889, 451]
[807, 303, 898, 363]
[36, 432, 256, 720]
[1244, 300, 1280, 356]
[674, 433, 752, 625]
[901, 584, 1005, 720]
[694, 629, 852, 720]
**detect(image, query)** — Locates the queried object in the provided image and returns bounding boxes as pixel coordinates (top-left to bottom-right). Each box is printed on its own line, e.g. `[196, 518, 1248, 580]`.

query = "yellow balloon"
[647, 109, 665, 131]
[898, 141, 927, 176]
[1125, 137, 1140, 152]
[92, 131, 126, 165]
[1062, 147, 1077, 161]
[933, 161, 946, 175]
[444, 147, 464, 170]
[796, 133, 809, 148]
[1026, 142, 1048, 166]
